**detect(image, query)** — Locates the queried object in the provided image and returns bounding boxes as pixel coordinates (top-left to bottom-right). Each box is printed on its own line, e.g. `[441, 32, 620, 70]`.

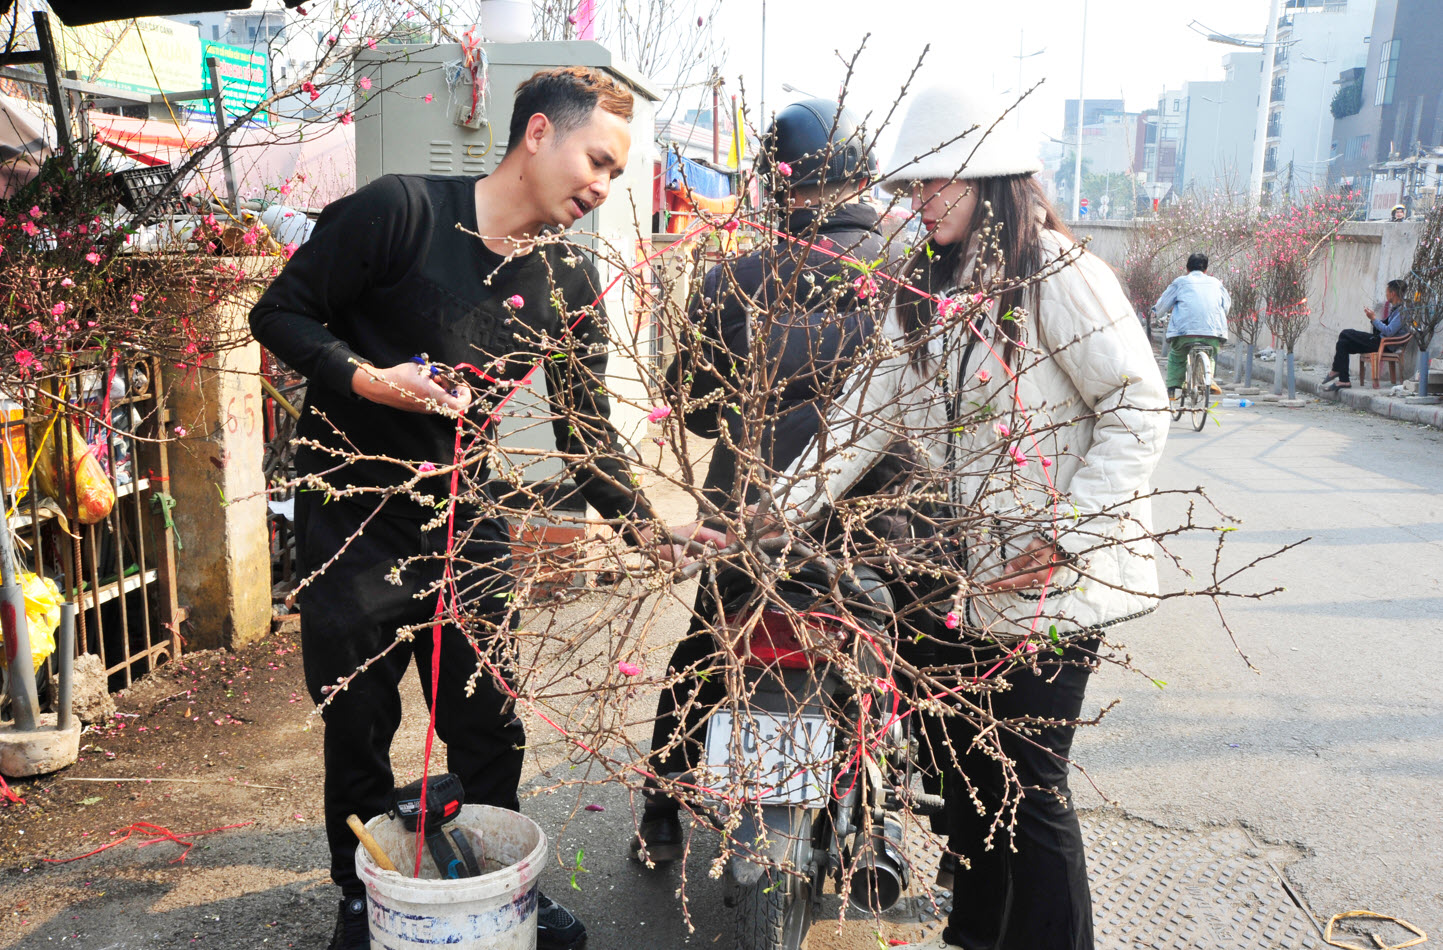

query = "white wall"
[1074, 219, 1435, 371]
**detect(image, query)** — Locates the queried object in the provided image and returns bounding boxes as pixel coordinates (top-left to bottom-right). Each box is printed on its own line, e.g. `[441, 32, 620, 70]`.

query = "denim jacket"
[1152, 271, 1231, 341]
[1371, 300, 1407, 337]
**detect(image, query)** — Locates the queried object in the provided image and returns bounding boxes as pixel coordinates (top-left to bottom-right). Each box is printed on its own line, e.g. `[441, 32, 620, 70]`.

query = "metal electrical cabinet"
[354, 42, 659, 492]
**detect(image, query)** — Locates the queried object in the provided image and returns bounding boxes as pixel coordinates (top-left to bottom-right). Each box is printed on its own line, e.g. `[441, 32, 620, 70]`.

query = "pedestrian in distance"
[250, 66, 723, 950]
[766, 83, 1170, 950]
[1323, 278, 1409, 391]
[1152, 251, 1231, 401]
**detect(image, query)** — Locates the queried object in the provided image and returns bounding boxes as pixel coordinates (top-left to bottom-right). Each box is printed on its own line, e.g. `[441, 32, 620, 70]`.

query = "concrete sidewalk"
[1214, 347, 1443, 430]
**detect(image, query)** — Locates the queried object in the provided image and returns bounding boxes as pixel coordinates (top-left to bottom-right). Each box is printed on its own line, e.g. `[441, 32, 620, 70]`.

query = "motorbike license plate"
[703, 710, 834, 805]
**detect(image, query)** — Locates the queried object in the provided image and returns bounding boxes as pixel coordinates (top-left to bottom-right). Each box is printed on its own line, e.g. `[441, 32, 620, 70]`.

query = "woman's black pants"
[925, 639, 1100, 950]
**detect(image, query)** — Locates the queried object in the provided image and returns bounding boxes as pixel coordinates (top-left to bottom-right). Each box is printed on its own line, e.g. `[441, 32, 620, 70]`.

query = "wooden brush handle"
[347, 814, 397, 873]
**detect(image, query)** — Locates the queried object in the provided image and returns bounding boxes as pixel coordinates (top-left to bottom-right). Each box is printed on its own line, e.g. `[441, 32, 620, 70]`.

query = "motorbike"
[665, 550, 944, 950]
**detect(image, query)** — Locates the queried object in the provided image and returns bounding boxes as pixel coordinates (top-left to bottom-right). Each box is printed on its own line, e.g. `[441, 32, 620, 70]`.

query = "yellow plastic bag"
[30, 416, 115, 524]
[0, 572, 61, 673]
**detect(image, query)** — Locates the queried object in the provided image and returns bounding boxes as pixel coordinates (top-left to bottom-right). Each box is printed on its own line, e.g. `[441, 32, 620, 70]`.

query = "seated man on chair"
[1324, 278, 1408, 391]
[1153, 251, 1230, 400]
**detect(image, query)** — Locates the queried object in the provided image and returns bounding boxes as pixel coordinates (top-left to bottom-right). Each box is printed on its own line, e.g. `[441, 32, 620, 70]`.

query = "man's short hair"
[1186, 252, 1209, 273]
[1387, 278, 1408, 297]
[506, 66, 634, 155]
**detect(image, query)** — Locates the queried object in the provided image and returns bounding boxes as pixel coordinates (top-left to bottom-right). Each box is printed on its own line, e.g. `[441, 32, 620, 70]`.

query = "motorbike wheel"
[734, 869, 813, 950]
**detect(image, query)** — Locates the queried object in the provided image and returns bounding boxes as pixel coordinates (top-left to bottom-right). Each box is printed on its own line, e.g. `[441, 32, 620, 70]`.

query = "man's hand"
[645, 521, 728, 567]
[351, 362, 473, 414]
[725, 503, 787, 549]
[1365, 307, 1376, 321]
[988, 537, 1068, 592]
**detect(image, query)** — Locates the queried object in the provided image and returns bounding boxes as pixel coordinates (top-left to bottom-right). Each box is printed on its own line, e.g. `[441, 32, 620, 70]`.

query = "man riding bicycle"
[1152, 251, 1231, 402]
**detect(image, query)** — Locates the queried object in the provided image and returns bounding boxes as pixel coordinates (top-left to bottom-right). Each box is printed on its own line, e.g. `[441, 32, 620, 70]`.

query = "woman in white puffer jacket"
[769, 86, 1169, 950]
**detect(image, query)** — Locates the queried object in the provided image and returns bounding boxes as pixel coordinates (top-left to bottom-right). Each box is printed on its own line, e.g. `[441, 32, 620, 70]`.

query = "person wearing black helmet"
[629, 99, 895, 863]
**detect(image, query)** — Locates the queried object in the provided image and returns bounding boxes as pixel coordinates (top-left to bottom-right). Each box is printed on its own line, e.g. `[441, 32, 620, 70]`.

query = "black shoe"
[328, 895, 368, 950]
[536, 890, 587, 950]
[629, 812, 685, 865]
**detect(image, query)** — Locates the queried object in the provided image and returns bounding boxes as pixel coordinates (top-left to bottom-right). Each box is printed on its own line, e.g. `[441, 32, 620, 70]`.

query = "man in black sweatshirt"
[250, 66, 720, 950]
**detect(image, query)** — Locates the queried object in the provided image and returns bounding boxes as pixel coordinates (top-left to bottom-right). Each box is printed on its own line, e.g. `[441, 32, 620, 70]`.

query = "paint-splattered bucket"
[357, 804, 546, 949]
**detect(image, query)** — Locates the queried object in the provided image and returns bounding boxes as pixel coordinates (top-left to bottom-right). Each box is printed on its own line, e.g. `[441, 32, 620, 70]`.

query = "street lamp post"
[1251, 0, 1283, 208]
[1072, 0, 1088, 223]
[1200, 0, 1282, 208]
[1301, 48, 1336, 177]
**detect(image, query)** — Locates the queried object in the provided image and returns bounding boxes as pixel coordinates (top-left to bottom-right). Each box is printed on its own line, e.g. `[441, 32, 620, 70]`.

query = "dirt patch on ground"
[0, 632, 333, 949]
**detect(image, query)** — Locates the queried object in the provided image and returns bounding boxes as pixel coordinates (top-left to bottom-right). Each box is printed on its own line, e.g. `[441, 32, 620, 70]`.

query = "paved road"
[1071, 398, 1443, 935]
[523, 398, 1443, 948]
[10, 398, 1436, 950]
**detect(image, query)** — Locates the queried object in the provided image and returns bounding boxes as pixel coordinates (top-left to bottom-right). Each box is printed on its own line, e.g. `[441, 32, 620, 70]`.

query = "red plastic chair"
[1360, 333, 1412, 388]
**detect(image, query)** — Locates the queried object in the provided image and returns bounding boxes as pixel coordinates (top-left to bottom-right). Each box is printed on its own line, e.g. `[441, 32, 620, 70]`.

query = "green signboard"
[197, 40, 269, 127]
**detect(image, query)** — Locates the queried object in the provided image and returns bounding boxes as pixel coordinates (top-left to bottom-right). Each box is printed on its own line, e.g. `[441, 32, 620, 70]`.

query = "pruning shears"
[411, 354, 464, 397]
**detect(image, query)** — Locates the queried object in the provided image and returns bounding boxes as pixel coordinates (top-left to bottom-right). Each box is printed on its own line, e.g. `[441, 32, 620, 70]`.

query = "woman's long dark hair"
[895, 174, 1073, 366]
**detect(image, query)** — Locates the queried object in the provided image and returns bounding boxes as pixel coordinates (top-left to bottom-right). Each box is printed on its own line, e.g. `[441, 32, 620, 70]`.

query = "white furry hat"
[883, 85, 1043, 194]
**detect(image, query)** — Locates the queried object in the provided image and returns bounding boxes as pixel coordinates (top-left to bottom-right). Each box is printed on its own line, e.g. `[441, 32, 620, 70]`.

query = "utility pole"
[711, 68, 720, 164]
[759, 0, 766, 128]
[1072, 0, 1088, 223]
[1249, 0, 1283, 209]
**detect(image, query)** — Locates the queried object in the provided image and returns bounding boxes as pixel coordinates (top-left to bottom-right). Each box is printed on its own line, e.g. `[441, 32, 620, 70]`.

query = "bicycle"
[1171, 341, 1215, 432]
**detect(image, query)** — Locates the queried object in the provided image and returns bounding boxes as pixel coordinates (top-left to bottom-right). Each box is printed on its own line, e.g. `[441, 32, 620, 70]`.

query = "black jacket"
[250, 174, 655, 527]
[664, 203, 897, 523]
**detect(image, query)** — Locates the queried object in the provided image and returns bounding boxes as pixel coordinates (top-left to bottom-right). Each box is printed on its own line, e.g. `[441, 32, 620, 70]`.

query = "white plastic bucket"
[357, 804, 547, 950]
[259, 204, 315, 248]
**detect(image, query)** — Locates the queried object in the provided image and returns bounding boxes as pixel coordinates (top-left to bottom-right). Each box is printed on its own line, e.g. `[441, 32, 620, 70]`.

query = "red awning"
[89, 113, 210, 167]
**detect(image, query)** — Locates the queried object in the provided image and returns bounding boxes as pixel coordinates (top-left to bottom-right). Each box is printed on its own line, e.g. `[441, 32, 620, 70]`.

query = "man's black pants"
[296, 493, 524, 897]
[1332, 328, 1381, 382]
[642, 580, 723, 814]
[925, 639, 1099, 950]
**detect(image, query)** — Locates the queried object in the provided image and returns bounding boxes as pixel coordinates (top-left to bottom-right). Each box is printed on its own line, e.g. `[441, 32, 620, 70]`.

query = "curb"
[1216, 351, 1443, 431]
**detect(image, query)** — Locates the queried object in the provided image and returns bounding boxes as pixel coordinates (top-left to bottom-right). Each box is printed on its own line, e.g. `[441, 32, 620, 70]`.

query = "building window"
[212, 25, 220, 40]
[1374, 39, 1399, 105]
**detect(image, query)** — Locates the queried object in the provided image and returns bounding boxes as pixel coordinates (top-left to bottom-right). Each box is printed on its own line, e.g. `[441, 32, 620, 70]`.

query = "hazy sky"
[708, 0, 1276, 158]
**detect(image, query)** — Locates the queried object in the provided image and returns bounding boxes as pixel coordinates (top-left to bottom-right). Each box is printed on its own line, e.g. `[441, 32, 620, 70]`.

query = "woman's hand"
[988, 537, 1068, 592]
[352, 362, 473, 414]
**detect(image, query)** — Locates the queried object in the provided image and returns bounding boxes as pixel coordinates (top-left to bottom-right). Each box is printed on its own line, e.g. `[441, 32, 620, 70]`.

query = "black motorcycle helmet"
[758, 99, 877, 194]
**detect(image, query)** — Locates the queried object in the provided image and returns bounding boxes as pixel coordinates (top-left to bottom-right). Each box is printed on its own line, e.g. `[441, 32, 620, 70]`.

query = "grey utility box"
[354, 41, 659, 494]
